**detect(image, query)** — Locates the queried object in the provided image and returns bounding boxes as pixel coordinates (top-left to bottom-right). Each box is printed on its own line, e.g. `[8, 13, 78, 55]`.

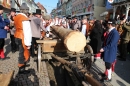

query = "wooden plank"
[36, 39, 61, 44]
[0, 71, 14, 86]
[42, 40, 67, 53]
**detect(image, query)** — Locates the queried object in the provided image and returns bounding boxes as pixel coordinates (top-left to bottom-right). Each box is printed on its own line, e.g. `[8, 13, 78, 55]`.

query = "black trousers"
[10, 34, 17, 51]
[15, 38, 25, 64]
[0, 38, 5, 49]
[30, 37, 40, 57]
[105, 62, 111, 69]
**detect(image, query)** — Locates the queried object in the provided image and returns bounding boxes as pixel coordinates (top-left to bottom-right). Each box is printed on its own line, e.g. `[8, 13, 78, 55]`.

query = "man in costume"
[71, 16, 81, 31]
[0, 5, 10, 60]
[8, 8, 17, 53]
[100, 19, 119, 82]
[81, 16, 89, 36]
[14, 3, 32, 74]
[43, 15, 56, 38]
[30, 9, 47, 58]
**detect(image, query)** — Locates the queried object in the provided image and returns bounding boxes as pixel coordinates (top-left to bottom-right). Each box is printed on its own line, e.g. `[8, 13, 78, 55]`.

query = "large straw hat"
[20, 3, 29, 10]
[43, 15, 51, 20]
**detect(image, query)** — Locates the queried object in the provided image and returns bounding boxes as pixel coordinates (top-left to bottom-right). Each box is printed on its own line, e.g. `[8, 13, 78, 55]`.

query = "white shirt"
[45, 22, 55, 37]
[81, 25, 86, 35]
[108, 27, 115, 33]
[22, 21, 32, 46]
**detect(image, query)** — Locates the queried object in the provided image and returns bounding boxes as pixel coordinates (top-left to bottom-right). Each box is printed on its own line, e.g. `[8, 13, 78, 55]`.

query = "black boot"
[18, 66, 30, 74]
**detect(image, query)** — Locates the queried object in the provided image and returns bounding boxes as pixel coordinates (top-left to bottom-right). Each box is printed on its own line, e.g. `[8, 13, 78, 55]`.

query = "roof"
[37, 2, 47, 13]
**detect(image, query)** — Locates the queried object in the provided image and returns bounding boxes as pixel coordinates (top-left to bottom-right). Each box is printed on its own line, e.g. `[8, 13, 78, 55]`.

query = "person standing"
[71, 16, 81, 31]
[13, 3, 32, 74]
[30, 9, 47, 57]
[81, 16, 90, 37]
[119, 19, 130, 61]
[0, 5, 10, 60]
[100, 19, 120, 82]
[90, 20, 103, 60]
[8, 8, 17, 53]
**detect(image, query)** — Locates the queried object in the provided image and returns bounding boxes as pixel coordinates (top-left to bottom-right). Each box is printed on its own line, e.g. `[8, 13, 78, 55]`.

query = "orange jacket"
[14, 14, 29, 39]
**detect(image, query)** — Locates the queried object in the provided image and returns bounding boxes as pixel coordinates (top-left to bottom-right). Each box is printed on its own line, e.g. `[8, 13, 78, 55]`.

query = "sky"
[35, 0, 58, 14]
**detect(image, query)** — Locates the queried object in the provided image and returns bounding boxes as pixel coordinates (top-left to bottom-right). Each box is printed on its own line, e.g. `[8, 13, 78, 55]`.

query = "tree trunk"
[50, 26, 87, 52]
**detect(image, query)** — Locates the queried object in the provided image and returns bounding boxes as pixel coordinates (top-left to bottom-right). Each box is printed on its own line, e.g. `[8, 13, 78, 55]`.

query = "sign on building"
[108, 0, 114, 3]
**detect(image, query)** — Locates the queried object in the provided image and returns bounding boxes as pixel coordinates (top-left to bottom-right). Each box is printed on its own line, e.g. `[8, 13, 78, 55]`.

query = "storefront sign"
[108, 0, 114, 3]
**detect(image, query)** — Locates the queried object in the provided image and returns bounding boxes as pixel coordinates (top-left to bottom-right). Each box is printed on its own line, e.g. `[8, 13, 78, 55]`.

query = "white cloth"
[108, 68, 112, 80]
[108, 27, 115, 33]
[22, 21, 32, 46]
[81, 25, 86, 35]
[54, 19, 59, 25]
[45, 22, 55, 37]
[43, 20, 46, 27]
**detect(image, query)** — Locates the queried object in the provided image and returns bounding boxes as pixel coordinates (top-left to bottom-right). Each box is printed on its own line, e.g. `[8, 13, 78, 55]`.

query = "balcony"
[112, 0, 130, 5]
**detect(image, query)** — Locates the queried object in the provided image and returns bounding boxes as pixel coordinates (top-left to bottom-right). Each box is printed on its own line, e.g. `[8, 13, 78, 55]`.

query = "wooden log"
[50, 26, 87, 52]
[0, 71, 14, 86]
[50, 53, 102, 86]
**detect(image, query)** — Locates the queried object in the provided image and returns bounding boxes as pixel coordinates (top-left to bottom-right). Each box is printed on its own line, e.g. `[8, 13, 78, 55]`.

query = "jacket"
[14, 13, 32, 61]
[30, 17, 46, 38]
[8, 15, 16, 35]
[121, 23, 130, 41]
[103, 29, 120, 63]
[14, 13, 32, 46]
[72, 20, 81, 31]
[0, 15, 10, 38]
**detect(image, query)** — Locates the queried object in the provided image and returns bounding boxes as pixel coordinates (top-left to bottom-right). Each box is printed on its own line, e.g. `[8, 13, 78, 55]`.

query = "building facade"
[66, 0, 72, 16]
[61, 2, 67, 17]
[37, 2, 47, 16]
[71, 0, 106, 20]
[10, 0, 38, 13]
[51, 8, 57, 18]
[0, 0, 11, 12]
[57, 0, 62, 17]
[112, 0, 130, 20]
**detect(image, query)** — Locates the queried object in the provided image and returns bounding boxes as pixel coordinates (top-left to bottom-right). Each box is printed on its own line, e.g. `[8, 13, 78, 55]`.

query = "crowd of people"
[0, 2, 130, 83]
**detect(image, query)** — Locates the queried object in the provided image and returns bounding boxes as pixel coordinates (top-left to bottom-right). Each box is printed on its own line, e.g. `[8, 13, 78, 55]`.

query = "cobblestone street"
[0, 34, 50, 86]
[0, 34, 130, 86]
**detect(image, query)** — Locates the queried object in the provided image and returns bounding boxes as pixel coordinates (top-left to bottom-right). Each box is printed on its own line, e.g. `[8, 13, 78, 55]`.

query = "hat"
[32, 12, 35, 15]
[43, 15, 51, 20]
[66, 15, 71, 19]
[35, 9, 41, 15]
[82, 16, 87, 20]
[0, 5, 4, 10]
[73, 16, 78, 19]
[20, 3, 29, 10]
[11, 8, 16, 12]
[107, 19, 116, 24]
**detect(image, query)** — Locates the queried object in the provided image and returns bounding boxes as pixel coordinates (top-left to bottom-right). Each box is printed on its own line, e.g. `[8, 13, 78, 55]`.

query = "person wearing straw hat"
[43, 15, 55, 37]
[13, 3, 32, 74]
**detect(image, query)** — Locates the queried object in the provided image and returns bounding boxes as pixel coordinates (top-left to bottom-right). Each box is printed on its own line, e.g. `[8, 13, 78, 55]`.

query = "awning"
[76, 12, 94, 16]
[100, 11, 108, 17]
